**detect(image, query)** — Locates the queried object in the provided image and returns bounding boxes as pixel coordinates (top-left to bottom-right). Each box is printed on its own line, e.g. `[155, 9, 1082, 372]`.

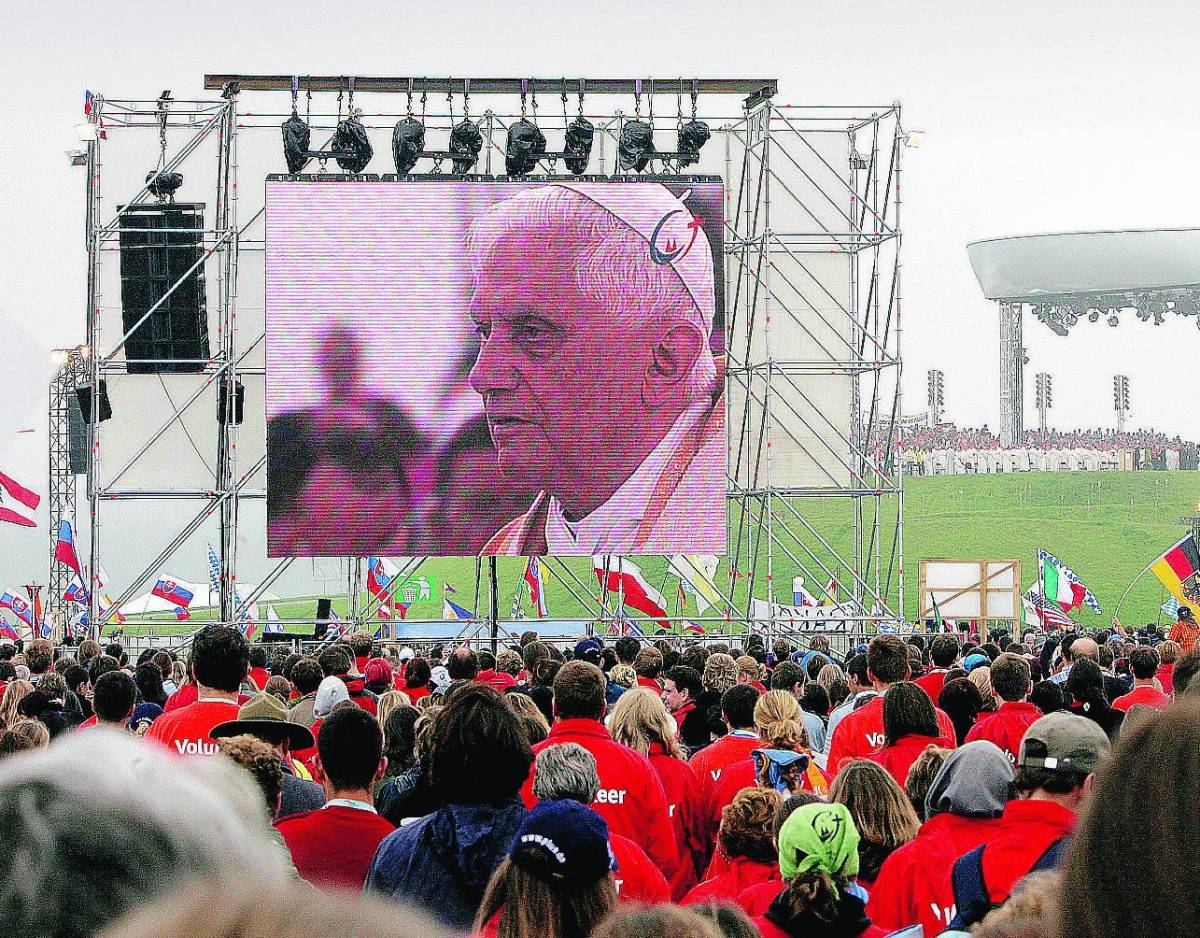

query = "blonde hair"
[609, 664, 637, 689]
[504, 693, 550, 736]
[375, 690, 411, 729]
[0, 719, 50, 756]
[0, 680, 34, 731]
[754, 689, 809, 750]
[969, 666, 994, 705]
[609, 687, 685, 760]
[704, 653, 739, 695]
[816, 663, 845, 692]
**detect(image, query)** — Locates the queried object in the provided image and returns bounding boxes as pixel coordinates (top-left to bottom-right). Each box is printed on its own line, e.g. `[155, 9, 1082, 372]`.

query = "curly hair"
[218, 734, 283, 814]
[704, 653, 739, 695]
[719, 788, 783, 863]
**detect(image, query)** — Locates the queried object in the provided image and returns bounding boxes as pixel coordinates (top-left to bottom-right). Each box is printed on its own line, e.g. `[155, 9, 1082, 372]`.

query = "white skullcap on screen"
[549, 182, 716, 332]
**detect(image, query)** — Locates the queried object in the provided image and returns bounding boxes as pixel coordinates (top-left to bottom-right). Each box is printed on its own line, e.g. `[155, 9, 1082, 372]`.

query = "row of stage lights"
[1030, 291, 1200, 335]
[279, 79, 712, 177]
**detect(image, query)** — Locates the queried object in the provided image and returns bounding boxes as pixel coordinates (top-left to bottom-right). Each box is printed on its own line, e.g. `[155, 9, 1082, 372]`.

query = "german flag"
[1151, 534, 1200, 607]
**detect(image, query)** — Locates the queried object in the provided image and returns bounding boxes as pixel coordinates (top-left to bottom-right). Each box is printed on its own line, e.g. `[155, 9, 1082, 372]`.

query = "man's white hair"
[0, 729, 292, 938]
[532, 741, 600, 803]
[467, 186, 719, 401]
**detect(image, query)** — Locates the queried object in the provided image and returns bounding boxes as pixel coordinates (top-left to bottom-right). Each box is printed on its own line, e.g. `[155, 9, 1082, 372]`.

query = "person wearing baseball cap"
[210, 691, 324, 820]
[1168, 604, 1200, 655]
[473, 799, 618, 938]
[947, 710, 1111, 929]
[469, 182, 725, 557]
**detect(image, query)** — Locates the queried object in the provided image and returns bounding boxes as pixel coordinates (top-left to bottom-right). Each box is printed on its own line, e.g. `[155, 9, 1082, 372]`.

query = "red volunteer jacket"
[249, 666, 271, 691]
[1112, 684, 1170, 712]
[145, 698, 242, 756]
[708, 748, 829, 837]
[827, 694, 957, 773]
[648, 742, 704, 899]
[637, 675, 661, 692]
[865, 733, 946, 786]
[964, 701, 1042, 763]
[978, 799, 1076, 904]
[682, 857, 780, 906]
[867, 812, 1004, 935]
[475, 669, 518, 693]
[275, 804, 395, 890]
[738, 880, 783, 918]
[523, 718, 679, 877]
[915, 669, 950, 703]
[611, 833, 671, 902]
[1157, 662, 1175, 695]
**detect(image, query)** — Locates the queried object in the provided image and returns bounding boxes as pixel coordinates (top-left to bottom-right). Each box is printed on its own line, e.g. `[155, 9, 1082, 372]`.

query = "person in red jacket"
[752, 802, 886, 938]
[915, 634, 960, 703]
[866, 681, 948, 786]
[531, 741, 670, 903]
[275, 705, 394, 890]
[868, 740, 1013, 935]
[633, 647, 664, 692]
[146, 625, 250, 756]
[247, 645, 271, 691]
[521, 660, 678, 878]
[1113, 646, 1170, 711]
[827, 635, 957, 774]
[689, 684, 762, 801]
[609, 686, 705, 898]
[965, 653, 1041, 763]
[1155, 640, 1178, 694]
[946, 711, 1111, 930]
[683, 787, 782, 905]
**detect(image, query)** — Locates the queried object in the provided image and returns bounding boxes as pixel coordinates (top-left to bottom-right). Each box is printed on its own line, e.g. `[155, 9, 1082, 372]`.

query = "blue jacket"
[365, 798, 526, 930]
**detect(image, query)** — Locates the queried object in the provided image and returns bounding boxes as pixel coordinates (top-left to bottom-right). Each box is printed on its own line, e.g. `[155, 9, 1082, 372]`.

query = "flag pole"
[1113, 557, 1156, 627]
[488, 556, 498, 655]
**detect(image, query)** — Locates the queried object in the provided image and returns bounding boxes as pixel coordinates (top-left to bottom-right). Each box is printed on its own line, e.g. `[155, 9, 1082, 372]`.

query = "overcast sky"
[1, 0, 1198, 582]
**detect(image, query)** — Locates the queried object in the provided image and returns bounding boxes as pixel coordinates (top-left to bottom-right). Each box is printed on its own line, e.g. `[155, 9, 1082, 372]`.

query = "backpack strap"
[948, 845, 991, 931]
[1030, 835, 1070, 872]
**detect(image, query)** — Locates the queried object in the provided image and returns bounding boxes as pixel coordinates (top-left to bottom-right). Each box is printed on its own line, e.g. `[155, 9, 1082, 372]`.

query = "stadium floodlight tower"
[1034, 372, 1052, 433]
[1113, 375, 1130, 433]
[967, 228, 1200, 448]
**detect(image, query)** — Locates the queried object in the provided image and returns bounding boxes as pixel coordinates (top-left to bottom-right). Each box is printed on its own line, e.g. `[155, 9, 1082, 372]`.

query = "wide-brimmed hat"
[210, 692, 314, 751]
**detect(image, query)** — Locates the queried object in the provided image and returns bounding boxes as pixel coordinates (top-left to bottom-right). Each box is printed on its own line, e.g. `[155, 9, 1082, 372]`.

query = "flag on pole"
[668, 555, 722, 614]
[1150, 534, 1200, 608]
[0, 470, 39, 528]
[64, 580, 90, 606]
[1162, 596, 1183, 619]
[821, 577, 839, 606]
[443, 598, 475, 620]
[593, 557, 671, 628]
[0, 619, 18, 641]
[524, 557, 548, 618]
[54, 521, 83, 575]
[444, 582, 458, 595]
[930, 594, 944, 631]
[1023, 588, 1075, 631]
[264, 604, 284, 634]
[1038, 550, 1101, 613]
[367, 556, 400, 618]
[0, 591, 34, 627]
[84, 90, 94, 116]
[152, 577, 194, 608]
[207, 544, 222, 595]
[174, 606, 191, 621]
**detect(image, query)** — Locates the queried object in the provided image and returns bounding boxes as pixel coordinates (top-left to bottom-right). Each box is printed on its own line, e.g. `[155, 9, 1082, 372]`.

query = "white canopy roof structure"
[967, 228, 1200, 300]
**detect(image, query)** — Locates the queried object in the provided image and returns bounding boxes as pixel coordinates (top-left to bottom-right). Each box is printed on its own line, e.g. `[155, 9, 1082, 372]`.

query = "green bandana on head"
[778, 802, 860, 884]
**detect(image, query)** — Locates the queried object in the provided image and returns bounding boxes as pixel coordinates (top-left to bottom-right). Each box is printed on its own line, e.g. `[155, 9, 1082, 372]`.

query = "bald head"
[1071, 638, 1099, 663]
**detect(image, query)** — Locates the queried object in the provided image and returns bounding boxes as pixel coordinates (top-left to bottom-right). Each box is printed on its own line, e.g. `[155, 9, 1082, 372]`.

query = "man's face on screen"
[467, 243, 655, 504]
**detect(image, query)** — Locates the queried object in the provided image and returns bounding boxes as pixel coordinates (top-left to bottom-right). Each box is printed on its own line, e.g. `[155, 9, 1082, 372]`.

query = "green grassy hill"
[121, 471, 1199, 637]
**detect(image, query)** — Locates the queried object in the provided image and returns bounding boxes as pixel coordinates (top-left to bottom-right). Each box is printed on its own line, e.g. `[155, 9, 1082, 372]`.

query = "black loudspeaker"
[118, 203, 210, 374]
[75, 381, 112, 423]
[314, 598, 332, 639]
[67, 392, 88, 474]
[218, 380, 245, 425]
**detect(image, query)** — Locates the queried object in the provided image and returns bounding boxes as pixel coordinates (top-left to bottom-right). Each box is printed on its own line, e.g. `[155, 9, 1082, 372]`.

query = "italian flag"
[1039, 550, 1089, 612]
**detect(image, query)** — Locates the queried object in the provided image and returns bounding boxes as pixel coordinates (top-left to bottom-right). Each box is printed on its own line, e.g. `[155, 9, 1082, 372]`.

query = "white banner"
[748, 598, 862, 632]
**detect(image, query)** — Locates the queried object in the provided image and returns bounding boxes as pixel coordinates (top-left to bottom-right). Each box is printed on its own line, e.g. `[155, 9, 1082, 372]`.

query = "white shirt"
[545, 400, 709, 554]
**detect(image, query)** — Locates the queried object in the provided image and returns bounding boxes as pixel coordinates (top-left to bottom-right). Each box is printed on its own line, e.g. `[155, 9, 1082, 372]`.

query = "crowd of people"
[901, 422, 1193, 456]
[1, 617, 1199, 937]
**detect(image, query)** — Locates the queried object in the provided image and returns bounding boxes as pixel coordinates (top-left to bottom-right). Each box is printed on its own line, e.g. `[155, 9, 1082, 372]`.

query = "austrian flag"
[0, 470, 40, 528]
[152, 577, 194, 609]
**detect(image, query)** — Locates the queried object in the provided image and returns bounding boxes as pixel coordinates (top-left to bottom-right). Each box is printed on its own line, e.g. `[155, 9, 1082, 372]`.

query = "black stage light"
[217, 380, 245, 426]
[618, 120, 655, 172]
[334, 114, 372, 173]
[506, 119, 546, 176]
[75, 381, 112, 423]
[145, 170, 183, 201]
[563, 115, 595, 175]
[392, 117, 424, 174]
[282, 112, 310, 174]
[449, 119, 483, 174]
[677, 119, 711, 167]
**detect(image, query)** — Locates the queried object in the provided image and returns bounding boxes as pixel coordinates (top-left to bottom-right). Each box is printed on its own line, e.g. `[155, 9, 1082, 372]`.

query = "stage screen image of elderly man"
[265, 179, 725, 557]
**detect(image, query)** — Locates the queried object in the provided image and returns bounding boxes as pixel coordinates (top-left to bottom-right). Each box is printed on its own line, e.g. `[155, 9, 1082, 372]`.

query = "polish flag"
[593, 556, 670, 628]
[0, 471, 39, 528]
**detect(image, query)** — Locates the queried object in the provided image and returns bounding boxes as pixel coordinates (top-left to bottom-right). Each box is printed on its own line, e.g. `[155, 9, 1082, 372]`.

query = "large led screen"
[265, 179, 725, 557]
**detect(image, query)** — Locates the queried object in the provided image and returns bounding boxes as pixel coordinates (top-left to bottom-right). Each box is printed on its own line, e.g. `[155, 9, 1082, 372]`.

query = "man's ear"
[644, 323, 705, 406]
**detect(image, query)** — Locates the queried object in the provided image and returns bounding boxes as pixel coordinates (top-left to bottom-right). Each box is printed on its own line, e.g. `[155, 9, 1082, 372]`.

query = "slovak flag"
[367, 556, 400, 618]
[0, 591, 34, 627]
[152, 577, 194, 608]
[54, 520, 83, 575]
[64, 581, 90, 606]
[0, 470, 40, 528]
[524, 557, 548, 618]
[174, 606, 191, 621]
[0, 620, 18, 641]
[593, 557, 671, 628]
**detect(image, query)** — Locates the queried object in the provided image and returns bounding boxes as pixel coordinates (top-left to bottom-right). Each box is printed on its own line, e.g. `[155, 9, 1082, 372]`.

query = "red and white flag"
[524, 557, 549, 618]
[593, 556, 670, 628]
[0, 470, 39, 528]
